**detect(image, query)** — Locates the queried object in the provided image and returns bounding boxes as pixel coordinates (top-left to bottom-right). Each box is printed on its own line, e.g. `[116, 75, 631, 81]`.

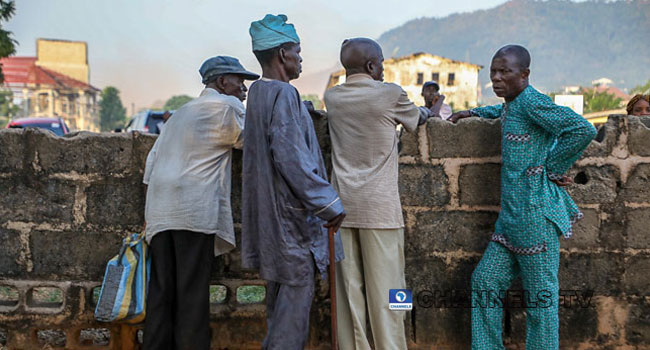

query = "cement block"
[399, 127, 419, 157]
[598, 202, 626, 250]
[626, 300, 650, 345]
[559, 252, 624, 294]
[427, 117, 501, 159]
[407, 210, 497, 255]
[508, 304, 599, 344]
[399, 164, 450, 207]
[0, 228, 23, 278]
[623, 255, 650, 294]
[627, 208, 650, 249]
[85, 176, 145, 228]
[31, 130, 133, 175]
[621, 164, 650, 203]
[0, 129, 27, 172]
[581, 116, 620, 158]
[30, 230, 123, 280]
[566, 165, 619, 205]
[132, 132, 157, 172]
[458, 163, 501, 206]
[0, 175, 76, 224]
[627, 116, 650, 157]
[562, 208, 600, 250]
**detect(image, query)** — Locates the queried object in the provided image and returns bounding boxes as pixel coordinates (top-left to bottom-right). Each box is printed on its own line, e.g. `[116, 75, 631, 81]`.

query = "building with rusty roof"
[326, 52, 483, 111]
[1, 39, 100, 132]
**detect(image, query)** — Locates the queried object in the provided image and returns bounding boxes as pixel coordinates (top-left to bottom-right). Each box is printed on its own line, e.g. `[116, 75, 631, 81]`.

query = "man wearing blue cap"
[242, 14, 346, 350]
[143, 56, 258, 350]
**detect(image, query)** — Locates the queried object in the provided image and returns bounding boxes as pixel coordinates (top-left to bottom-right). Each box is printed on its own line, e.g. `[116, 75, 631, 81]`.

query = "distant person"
[450, 45, 596, 350]
[626, 94, 650, 116]
[241, 14, 346, 350]
[422, 80, 452, 119]
[155, 110, 173, 133]
[142, 56, 259, 350]
[324, 38, 436, 350]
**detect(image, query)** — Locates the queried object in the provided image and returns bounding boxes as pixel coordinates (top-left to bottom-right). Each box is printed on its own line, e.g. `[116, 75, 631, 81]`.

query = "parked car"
[6, 117, 70, 136]
[124, 110, 173, 134]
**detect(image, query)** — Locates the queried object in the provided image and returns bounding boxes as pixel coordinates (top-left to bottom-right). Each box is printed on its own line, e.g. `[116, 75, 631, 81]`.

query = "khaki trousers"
[336, 227, 407, 350]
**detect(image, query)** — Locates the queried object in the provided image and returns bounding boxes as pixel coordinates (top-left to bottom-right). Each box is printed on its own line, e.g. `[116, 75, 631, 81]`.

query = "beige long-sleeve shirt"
[324, 73, 425, 229]
[143, 88, 244, 256]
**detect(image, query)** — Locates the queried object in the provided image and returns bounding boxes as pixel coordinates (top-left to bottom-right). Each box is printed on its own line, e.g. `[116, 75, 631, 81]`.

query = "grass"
[236, 285, 265, 304]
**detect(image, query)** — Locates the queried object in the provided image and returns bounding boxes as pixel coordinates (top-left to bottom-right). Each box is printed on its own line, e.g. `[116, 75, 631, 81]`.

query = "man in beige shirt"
[324, 38, 436, 350]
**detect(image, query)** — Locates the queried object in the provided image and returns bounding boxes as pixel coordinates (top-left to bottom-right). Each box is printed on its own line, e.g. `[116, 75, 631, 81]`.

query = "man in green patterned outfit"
[450, 45, 597, 350]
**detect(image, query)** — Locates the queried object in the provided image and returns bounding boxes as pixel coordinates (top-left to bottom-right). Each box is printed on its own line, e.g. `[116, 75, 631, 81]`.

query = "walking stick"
[328, 226, 338, 350]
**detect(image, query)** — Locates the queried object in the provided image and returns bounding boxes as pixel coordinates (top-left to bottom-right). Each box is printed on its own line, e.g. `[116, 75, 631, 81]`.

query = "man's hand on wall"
[449, 110, 472, 123]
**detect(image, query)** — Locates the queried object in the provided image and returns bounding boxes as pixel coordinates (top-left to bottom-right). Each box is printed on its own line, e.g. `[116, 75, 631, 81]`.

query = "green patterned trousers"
[471, 220, 560, 350]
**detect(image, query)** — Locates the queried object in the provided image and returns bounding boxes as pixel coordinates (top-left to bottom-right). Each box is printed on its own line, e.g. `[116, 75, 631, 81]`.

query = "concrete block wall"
[0, 114, 649, 349]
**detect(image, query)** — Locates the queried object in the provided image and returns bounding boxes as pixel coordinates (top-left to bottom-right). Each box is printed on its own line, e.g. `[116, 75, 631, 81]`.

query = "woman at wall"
[626, 94, 650, 116]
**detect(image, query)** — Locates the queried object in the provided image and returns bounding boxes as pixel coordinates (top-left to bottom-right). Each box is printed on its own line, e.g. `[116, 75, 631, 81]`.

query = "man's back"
[324, 73, 419, 229]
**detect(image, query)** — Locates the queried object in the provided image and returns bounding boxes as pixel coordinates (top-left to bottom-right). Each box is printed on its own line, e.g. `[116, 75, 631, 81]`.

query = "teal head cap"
[249, 14, 300, 52]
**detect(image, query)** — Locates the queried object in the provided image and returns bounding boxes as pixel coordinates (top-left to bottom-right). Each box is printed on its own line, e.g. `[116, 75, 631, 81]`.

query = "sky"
[7, 0, 510, 113]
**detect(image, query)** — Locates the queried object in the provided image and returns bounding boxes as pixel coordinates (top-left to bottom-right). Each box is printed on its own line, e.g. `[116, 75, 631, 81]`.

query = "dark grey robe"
[242, 79, 344, 287]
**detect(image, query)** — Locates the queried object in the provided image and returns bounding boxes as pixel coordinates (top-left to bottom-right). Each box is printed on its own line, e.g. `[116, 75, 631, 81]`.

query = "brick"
[626, 300, 650, 345]
[627, 208, 650, 249]
[0, 129, 27, 172]
[565, 165, 619, 205]
[623, 255, 650, 294]
[399, 164, 450, 207]
[30, 230, 123, 280]
[559, 252, 624, 294]
[627, 115, 650, 157]
[132, 132, 157, 173]
[31, 129, 134, 175]
[562, 208, 600, 250]
[621, 164, 650, 203]
[407, 211, 497, 255]
[399, 127, 419, 157]
[458, 163, 501, 206]
[581, 116, 620, 158]
[405, 256, 476, 346]
[85, 176, 145, 228]
[0, 175, 76, 225]
[0, 228, 23, 278]
[598, 202, 626, 250]
[427, 117, 501, 159]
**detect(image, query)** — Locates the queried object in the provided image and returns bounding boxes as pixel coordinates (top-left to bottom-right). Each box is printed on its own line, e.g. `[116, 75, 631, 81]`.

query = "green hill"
[377, 0, 650, 97]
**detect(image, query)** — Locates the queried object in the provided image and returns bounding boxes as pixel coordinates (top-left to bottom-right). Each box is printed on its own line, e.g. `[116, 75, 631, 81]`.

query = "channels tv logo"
[389, 289, 412, 310]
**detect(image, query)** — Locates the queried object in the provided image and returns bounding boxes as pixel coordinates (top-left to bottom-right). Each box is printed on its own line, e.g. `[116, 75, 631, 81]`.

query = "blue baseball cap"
[199, 56, 260, 84]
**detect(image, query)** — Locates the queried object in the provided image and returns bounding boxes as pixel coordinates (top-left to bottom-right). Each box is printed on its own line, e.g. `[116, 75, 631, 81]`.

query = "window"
[416, 72, 424, 85]
[431, 72, 439, 82]
[447, 73, 455, 86]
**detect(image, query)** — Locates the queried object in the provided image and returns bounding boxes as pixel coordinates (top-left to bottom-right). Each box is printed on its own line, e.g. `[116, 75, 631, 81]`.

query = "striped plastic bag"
[94, 232, 150, 324]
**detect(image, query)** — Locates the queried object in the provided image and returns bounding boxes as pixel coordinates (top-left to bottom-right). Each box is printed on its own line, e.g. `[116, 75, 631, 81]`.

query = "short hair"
[422, 81, 440, 92]
[626, 94, 650, 115]
[494, 45, 531, 70]
[204, 73, 223, 85]
[253, 42, 297, 67]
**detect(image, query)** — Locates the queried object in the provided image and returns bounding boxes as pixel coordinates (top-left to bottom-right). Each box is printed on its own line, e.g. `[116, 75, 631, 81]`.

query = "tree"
[163, 95, 192, 110]
[631, 79, 650, 95]
[99, 86, 127, 131]
[0, 0, 17, 83]
[0, 88, 18, 117]
[582, 89, 622, 114]
[300, 94, 323, 110]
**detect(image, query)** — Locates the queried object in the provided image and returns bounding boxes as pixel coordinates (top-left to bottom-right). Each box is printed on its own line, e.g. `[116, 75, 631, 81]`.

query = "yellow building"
[326, 52, 483, 110]
[1, 39, 100, 132]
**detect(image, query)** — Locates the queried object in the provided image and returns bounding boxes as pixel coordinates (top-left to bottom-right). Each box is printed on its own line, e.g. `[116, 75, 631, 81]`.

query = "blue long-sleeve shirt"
[242, 79, 344, 286]
[472, 85, 597, 250]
